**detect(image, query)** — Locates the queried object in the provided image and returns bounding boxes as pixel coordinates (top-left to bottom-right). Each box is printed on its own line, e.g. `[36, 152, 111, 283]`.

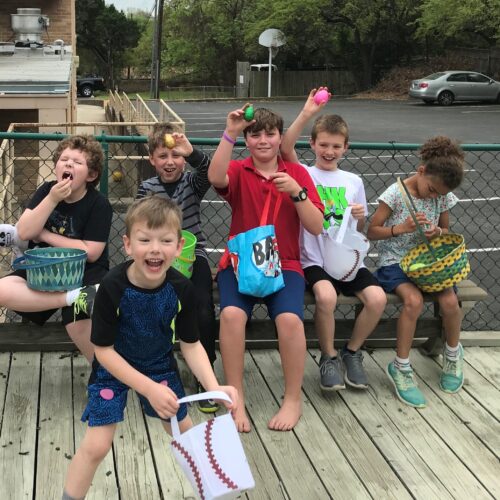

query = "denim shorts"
[374, 263, 412, 293]
[217, 266, 305, 320]
[82, 363, 187, 427]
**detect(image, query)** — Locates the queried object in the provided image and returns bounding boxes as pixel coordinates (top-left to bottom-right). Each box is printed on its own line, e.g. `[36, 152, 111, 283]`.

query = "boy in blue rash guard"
[62, 196, 238, 500]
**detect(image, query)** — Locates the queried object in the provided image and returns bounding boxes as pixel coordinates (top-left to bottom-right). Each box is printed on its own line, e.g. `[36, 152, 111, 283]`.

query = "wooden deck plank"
[303, 351, 411, 499]
[0, 352, 40, 500]
[252, 349, 371, 500]
[243, 352, 329, 498]
[410, 350, 500, 459]
[372, 349, 499, 498]
[0, 353, 10, 423]
[458, 352, 500, 420]
[213, 359, 292, 499]
[36, 353, 74, 498]
[113, 392, 161, 498]
[72, 355, 119, 499]
[312, 348, 455, 499]
[464, 347, 500, 388]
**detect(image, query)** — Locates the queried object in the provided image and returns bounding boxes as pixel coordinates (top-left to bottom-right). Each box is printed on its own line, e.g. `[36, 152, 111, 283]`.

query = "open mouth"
[145, 258, 163, 270]
[62, 171, 73, 180]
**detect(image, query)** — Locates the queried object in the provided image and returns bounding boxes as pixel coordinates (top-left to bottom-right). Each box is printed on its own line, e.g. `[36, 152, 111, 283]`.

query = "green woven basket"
[397, 178, 469, 293]
[13, 247, 87, 292]
[400, 233, 470, 292]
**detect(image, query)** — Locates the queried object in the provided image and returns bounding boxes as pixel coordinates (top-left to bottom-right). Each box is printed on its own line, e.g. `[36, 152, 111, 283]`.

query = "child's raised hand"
[349, 203, 365, 220]
[49, 177, 72, 203]
[302, 87, 331, 117]
[170, 132, 193, 157]
[269, 171, 301, 196]
[225, 104, 255, 136]
[146, 380, 180, 419]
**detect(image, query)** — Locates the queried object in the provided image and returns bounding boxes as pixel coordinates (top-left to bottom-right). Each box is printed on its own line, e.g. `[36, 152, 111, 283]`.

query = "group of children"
[0, 89, 466, 499]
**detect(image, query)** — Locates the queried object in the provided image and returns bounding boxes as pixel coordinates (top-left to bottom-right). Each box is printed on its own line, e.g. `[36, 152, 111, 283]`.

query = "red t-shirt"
[216, 156, 324, 275]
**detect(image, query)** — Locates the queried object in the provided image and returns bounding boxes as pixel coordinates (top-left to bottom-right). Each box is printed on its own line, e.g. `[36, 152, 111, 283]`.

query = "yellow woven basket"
[397, 177, 470, 293]
[400, 233, 470, 292]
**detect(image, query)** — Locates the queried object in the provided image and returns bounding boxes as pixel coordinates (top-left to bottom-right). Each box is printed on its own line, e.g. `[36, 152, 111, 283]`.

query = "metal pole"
[267, 47, 272, 97]
[154, 0, 165, 99]
[150, 0, 158, 98]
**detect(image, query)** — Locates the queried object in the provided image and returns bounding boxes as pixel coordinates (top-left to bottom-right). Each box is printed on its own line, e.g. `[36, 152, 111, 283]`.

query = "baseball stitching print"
[172, 440, 205, 499]
[205, 419, 238, 491]
[340, 249, 360, 281]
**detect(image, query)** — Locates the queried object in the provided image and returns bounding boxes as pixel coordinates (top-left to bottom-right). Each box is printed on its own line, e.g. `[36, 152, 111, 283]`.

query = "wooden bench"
[0, 278, 488, 356]
[219, 279, 488, 355]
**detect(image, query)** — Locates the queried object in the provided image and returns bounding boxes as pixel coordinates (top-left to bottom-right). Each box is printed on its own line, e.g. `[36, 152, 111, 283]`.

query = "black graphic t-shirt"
[26, 181, 112, 271]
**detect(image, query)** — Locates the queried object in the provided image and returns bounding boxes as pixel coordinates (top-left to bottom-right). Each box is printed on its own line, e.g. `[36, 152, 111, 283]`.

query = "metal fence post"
[100, 131, 109, 197]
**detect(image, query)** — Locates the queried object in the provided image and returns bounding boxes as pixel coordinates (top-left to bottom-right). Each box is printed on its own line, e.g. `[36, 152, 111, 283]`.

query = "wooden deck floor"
[0, 347, 499, 499]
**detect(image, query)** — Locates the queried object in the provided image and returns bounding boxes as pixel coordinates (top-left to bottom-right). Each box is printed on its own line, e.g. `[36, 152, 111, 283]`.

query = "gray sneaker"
[319, 355, 345, 391]
[341, 349, 368, 389]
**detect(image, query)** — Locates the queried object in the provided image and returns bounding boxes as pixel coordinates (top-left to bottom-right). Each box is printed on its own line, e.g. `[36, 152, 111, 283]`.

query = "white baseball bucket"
[170, 391, 255, 500]
[323, 206, 370, 282]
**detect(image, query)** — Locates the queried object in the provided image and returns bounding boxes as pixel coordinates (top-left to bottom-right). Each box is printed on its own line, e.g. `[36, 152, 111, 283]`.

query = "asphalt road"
[154, 98, 500, 144]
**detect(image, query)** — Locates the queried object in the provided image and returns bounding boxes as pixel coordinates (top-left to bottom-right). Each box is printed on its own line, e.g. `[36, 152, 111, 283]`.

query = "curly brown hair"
[125, 195, 182, 239]
[311, 114, 349, 143]
[148, 122, 184, 153]
[419, 136, 465, 190]
[53, 135, 104, 187]
[243, 108, 284, 137]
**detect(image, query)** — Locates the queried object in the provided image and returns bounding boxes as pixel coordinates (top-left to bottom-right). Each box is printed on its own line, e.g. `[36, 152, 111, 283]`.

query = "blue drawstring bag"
[227, 190, 284, 297]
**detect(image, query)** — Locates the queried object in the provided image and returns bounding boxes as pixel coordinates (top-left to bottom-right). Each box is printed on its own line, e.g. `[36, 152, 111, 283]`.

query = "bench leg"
[419, 302, 443, 357]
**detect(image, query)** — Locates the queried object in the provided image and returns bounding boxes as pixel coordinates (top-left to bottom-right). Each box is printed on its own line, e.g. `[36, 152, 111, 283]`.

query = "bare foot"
[268, 398, 302, 431]
[231, 404, 251, 433]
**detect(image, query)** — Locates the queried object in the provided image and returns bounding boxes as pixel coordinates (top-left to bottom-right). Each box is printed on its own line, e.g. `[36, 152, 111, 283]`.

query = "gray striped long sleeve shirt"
[136, 148, 212, 260]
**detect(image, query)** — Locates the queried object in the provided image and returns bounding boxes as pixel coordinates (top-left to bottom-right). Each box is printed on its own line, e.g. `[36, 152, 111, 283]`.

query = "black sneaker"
[73, 284, 99, 319]
[197, 383, 219, 414]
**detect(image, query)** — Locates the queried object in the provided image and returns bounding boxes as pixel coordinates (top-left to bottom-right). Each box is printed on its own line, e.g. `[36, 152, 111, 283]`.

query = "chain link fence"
[1, 132, 498, 330]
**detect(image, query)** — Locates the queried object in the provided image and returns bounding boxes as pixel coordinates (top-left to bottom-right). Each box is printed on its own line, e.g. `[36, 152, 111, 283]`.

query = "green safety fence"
[1, 132, 499, 330]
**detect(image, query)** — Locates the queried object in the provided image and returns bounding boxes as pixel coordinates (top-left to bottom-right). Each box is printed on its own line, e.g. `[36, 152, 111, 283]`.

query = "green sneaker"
[440, 344, 464, 393]
[386, 361, 426, 408]
[73, 284, 99, 319]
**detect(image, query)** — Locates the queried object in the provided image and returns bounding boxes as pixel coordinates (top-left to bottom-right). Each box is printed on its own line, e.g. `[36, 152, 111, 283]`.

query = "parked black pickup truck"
[76, 75, 106, 97]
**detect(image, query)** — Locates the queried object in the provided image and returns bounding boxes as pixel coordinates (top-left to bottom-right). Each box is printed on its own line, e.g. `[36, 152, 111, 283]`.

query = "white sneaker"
[0, 224, 28, 257]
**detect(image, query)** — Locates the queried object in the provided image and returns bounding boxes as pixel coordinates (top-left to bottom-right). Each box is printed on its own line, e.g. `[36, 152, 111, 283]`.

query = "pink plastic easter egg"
[313, 89, 330, 105]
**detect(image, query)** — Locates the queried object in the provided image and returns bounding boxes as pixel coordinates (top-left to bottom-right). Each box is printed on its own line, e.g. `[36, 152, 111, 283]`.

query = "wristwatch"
[291, 187, 308, 202]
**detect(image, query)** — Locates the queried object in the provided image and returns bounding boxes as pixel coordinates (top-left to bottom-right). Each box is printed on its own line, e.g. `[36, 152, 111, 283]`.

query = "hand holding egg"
[313, 89, 330, 105]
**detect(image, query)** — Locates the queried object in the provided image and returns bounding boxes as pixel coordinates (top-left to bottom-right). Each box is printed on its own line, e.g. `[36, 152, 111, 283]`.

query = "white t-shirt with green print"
[300, 164, 368, 269]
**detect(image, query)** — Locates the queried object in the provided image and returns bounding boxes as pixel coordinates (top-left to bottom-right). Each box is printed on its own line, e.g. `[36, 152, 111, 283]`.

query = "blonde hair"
[148, 122, 184, 153]
[125, 196, 182, 238]
[311, 114, 349, 143]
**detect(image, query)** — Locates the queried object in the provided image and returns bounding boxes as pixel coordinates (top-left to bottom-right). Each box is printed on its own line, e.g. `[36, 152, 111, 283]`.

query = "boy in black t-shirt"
[62, 196, 238, 499]
[0, 135, 112, 361]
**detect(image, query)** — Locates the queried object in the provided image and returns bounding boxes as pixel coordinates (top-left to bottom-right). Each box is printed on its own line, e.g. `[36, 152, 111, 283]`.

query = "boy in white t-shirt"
[281, 89, 386, 391]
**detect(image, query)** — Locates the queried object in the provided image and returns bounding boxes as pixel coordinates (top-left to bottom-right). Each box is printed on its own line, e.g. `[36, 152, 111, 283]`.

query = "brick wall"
[0, 0, 75, 48]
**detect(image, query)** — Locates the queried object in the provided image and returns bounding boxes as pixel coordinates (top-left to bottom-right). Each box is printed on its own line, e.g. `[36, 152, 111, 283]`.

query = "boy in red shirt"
[209, 106, 324, 432]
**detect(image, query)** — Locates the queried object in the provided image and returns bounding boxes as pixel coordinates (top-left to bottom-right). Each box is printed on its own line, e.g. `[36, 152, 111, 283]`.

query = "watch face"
[299, 189, 307, 200]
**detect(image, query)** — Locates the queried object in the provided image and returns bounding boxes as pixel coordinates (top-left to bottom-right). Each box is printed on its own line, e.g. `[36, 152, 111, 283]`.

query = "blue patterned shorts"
[82, 365, 187, 427]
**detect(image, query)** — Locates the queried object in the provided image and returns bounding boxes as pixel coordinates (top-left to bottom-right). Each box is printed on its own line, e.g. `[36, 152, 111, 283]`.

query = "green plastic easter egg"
[244, 105, 254, 121]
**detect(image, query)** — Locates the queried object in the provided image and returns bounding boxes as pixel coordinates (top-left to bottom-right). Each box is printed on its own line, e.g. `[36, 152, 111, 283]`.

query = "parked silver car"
[409, 71, 500, 105]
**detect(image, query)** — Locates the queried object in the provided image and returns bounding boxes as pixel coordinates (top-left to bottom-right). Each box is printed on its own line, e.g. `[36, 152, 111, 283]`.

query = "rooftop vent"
[11, 8, 49, 44]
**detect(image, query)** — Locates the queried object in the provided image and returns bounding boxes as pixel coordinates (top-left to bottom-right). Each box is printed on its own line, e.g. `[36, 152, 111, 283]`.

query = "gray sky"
[105, 1, 156, 14]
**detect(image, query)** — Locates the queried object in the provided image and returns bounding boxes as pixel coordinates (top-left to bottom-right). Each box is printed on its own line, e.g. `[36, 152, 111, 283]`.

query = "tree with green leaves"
[76, 0, 141, 88]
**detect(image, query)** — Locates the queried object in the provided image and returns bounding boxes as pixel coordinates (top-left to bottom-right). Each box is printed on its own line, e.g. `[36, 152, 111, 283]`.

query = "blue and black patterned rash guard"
[89, 260, 199, 377]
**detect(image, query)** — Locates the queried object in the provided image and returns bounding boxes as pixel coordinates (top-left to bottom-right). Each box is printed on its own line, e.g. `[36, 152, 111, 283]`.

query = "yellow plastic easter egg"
[112, 170, 123, 182]
[409, 263, 426, 271]
[164, 133, 176, 149]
